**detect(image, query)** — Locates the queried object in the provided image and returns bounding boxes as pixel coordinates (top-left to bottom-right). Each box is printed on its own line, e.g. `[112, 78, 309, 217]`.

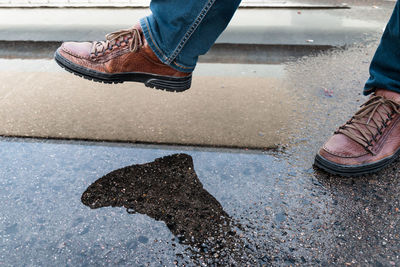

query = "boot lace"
[336, 95, 400, 154]
[90, 28, 142, 56]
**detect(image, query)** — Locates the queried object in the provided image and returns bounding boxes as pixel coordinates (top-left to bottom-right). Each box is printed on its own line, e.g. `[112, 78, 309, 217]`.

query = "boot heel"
[145, 76, 192, 92]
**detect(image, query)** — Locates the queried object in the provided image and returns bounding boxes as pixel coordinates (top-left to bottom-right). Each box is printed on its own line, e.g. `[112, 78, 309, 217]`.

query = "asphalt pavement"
[1, 1, 400, 266]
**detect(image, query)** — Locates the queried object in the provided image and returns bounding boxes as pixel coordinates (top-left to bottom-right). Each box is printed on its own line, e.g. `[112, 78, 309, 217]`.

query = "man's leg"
[364, 0, 400, 95]
[54, 0, 241, 92]
[315, 1, 400, 176]
[141, 0, 242, 73]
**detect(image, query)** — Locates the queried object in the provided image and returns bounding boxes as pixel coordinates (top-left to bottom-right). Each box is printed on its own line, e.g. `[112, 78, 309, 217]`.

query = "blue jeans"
[365, 0, 400, 95]
[140, 0, 241, 73]
[141, 0, 400, 94]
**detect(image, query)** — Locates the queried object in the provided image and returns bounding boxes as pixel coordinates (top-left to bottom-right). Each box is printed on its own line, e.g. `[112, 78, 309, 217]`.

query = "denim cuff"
[363, 86, 376, 96]
[140, 17, 195, 73]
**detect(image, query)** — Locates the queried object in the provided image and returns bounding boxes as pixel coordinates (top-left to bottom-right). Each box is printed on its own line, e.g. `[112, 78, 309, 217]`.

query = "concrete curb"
[0, 7, 382, 47]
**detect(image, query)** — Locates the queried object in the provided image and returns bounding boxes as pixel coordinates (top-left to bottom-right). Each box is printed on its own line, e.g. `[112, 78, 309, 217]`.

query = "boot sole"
[314, 149, 400, 177]
[54, 51, 192, 92]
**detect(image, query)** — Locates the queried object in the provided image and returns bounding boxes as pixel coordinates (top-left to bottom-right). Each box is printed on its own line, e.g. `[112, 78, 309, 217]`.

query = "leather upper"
[57, 25, 191, 78]
[319, 89, 400, 166]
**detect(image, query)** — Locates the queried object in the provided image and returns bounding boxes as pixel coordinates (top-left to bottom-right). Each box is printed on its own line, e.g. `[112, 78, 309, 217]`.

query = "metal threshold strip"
[0, 0, 349, 9]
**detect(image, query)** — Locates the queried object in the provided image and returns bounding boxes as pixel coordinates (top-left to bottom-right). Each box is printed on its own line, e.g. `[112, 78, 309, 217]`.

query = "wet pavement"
[2, 39, 400, 265]
[2, 1, 400, 266]
[1, 124, 400, 266]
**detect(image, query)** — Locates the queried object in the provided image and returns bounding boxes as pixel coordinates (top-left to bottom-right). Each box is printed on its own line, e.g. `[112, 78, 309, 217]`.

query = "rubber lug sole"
[314, 150, 400, 177]
[54, 51, 192, 92]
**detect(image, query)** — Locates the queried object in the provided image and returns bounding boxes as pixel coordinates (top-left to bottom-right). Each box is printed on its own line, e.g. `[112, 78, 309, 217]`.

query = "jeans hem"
[140, 17, 195, 73]
[363, 84, 400, 95]
[363, 86, 376, 96]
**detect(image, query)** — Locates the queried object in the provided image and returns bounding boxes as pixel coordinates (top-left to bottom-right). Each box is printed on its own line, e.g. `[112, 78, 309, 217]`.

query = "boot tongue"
[375, 89, 400, 103]
[338, 89, 398, 151]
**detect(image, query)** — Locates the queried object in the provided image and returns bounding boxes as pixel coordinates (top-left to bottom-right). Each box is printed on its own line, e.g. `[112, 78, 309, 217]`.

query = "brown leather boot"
[315, 89, 400, 176]
[54, 25, 192, 92]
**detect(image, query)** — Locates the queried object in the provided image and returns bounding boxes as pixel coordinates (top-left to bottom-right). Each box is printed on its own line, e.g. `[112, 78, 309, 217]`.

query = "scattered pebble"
[323, 88, 334, 97]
